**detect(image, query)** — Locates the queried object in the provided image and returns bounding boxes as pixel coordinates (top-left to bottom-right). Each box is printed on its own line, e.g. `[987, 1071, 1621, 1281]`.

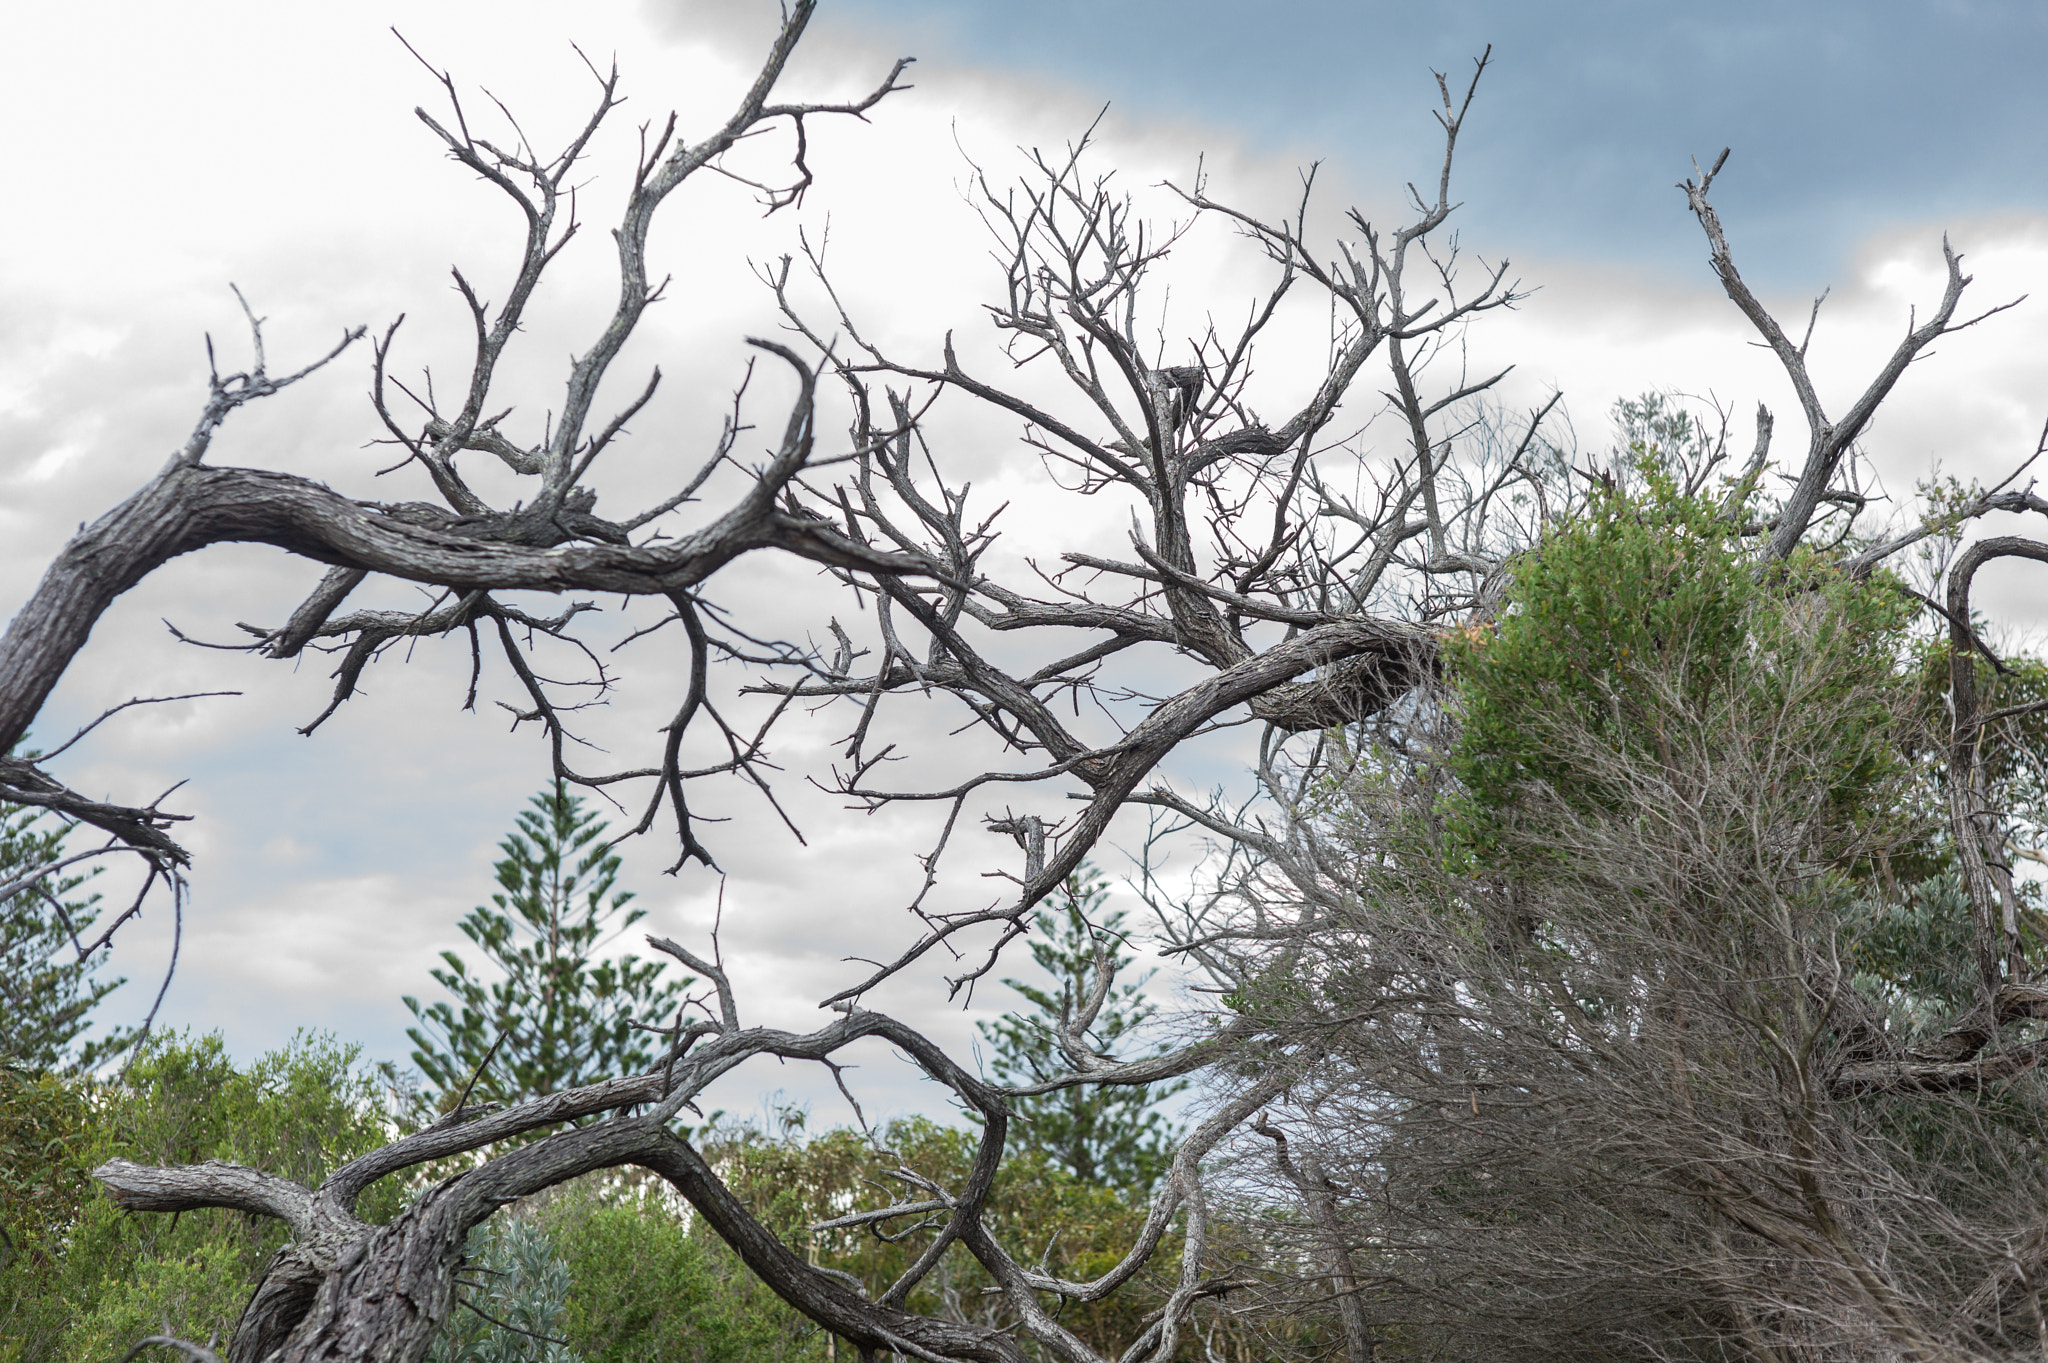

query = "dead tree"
[0, 5, 920, 884]
[0, 10, 1544, 1361]
[4, 0, 2037, 1355]
[747, 48, 1542, 1007]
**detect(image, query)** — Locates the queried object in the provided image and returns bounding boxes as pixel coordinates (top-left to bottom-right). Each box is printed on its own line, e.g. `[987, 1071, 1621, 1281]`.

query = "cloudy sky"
[3, 0, 2044, 1123]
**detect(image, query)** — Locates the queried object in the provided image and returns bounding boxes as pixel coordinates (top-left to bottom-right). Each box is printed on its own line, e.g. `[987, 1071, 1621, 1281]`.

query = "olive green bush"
[0, 1032, 398, 1363]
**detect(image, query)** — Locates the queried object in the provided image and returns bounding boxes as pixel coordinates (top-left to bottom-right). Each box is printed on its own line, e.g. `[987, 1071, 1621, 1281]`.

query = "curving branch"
[1944, 535, 2048, 994]
[98, 1158, 318, 1231]
[96, 1000, 1039, 1363]
[1681, 149, 2023, 561]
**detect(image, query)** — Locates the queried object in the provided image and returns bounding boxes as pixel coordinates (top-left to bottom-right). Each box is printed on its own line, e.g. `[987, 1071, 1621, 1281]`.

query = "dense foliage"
[1449, 466, 1914, 843]
[2, 1066, 1218, 1363]
[1212, 466, 2048, 1362]
[0, 1032, 399, 1363]
[2, 851, 1213, 1362]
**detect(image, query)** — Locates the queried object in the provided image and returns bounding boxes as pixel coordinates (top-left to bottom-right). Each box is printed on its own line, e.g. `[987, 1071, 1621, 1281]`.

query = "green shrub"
[549, 1181, 805, 1363]
[1447, 470, 1914, 864]
[0, 1065, 98, 1363]
[2, 1032, 397, 1363]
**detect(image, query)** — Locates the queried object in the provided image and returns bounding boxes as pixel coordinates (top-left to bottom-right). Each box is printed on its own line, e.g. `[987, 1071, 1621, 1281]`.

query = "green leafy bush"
[1, 1032, 398, 1363]
[549, 1182, 804, 1363]
[1447, 470, 1914, 861]
[0, 1065, 98, 1363]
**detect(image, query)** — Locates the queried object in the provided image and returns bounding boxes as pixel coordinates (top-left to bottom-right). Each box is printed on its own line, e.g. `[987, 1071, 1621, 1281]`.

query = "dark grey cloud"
[815, 0, 2048, 288]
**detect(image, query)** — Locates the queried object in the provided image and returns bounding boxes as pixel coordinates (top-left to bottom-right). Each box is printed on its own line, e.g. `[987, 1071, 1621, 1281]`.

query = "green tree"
[977, 865, 1186, 1192]
[0, 799, 131, 1074]
[404, 784, 686, 1108]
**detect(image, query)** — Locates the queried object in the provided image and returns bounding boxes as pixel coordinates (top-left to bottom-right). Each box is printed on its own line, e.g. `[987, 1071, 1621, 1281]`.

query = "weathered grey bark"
[97, 1008, 1034, 1363]
[1246, 648, 1436, 733]
[1256, 1116, 1375, 1363]
[0, 452, 924, 759]
[1945, 535, 2048, 993]
[1680, 148, 2010, 562]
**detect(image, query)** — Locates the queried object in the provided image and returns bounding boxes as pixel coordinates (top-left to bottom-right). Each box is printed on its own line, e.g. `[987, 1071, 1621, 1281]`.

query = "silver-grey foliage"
[431, 1217, 578, 1363]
